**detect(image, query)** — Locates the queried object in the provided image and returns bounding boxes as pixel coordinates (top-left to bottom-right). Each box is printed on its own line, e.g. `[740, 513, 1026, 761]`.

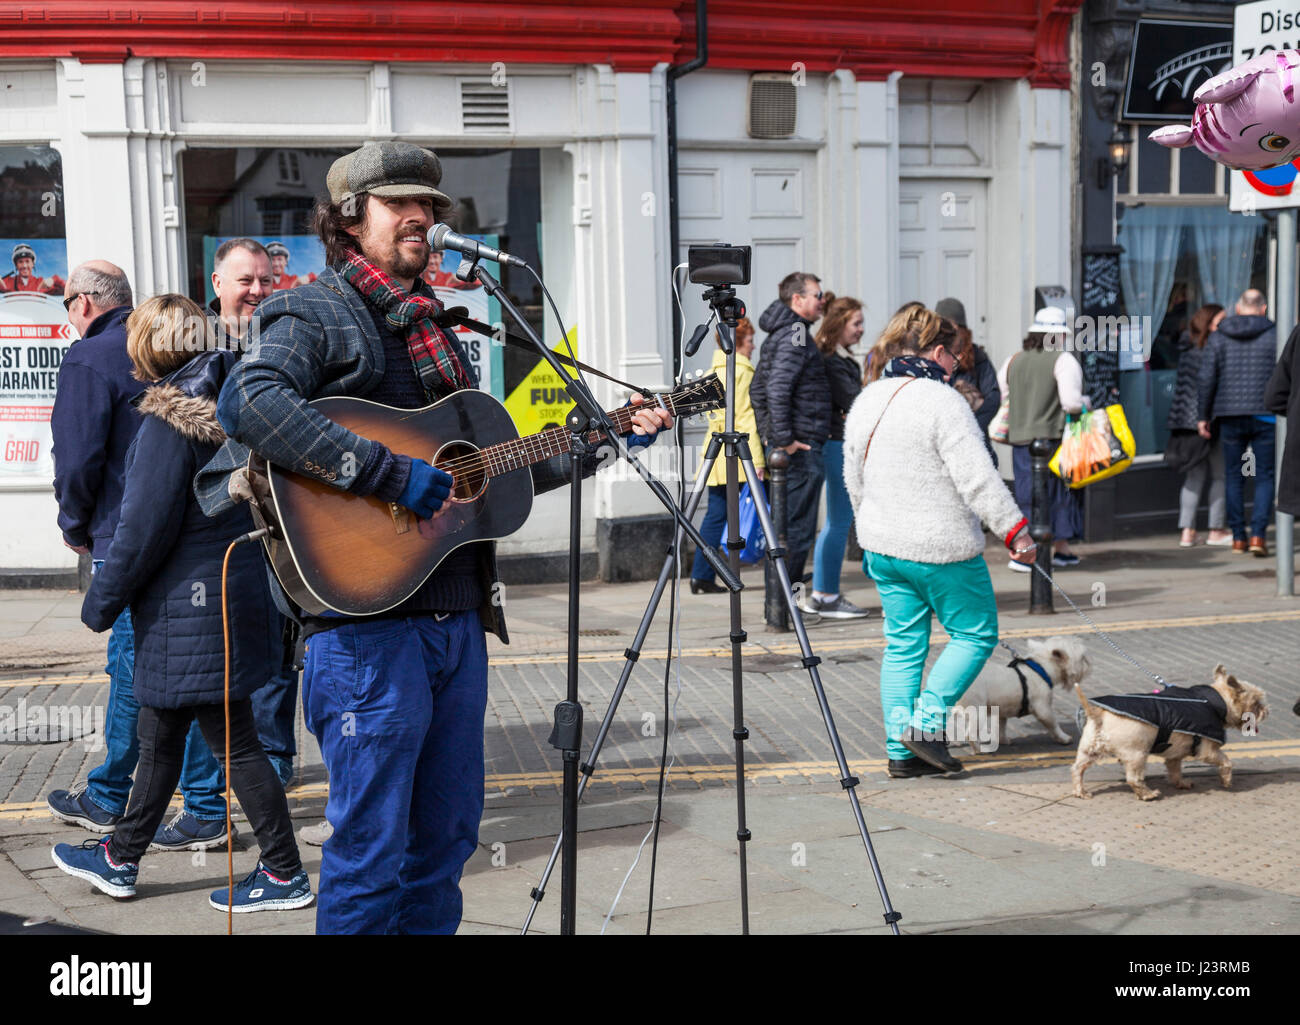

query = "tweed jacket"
[196, 267, 597, 642]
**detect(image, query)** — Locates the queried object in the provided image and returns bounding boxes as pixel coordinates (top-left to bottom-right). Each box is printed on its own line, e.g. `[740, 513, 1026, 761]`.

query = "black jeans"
[783, 440, 825, 585]
[108, 699, 302, 877]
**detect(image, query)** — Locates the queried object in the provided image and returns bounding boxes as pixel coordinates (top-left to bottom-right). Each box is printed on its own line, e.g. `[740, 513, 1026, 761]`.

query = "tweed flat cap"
[326, 142, 453, 212]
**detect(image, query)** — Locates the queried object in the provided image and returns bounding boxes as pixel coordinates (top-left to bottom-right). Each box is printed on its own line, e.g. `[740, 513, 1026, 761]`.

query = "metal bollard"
[1029, 437, 1056, 615]
[765, 447, 791, 631]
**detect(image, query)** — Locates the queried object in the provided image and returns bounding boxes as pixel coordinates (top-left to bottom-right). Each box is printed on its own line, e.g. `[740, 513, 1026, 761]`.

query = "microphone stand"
[456, 252, 739, 934]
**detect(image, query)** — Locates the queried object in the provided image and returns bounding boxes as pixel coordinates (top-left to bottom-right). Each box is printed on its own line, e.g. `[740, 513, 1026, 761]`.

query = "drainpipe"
[667, 0, 707, 380]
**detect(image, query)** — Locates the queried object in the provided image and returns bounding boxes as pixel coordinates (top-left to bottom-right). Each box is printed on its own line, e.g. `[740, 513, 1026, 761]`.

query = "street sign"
[1230, 0, 1300, 211]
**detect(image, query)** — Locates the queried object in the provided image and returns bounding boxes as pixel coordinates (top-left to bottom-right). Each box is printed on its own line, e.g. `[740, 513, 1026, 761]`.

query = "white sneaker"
[1007, 560, 1031, 574]
[802, 595, 871, 619]
[299, 821, 333, 846]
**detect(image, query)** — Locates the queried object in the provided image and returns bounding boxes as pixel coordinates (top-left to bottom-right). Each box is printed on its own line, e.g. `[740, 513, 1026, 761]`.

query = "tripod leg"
[735, 438, 903, 935]
[722, 436, 751, 934]
[521, 434, 725, 934]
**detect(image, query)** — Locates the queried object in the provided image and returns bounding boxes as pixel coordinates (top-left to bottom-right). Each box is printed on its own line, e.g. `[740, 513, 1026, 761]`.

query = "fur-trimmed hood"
[134, 349, 237, 445]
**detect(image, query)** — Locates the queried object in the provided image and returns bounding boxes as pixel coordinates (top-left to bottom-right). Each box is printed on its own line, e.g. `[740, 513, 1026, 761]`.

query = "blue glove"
[623, 398, 660, 449]
[397, 458, 453, 519]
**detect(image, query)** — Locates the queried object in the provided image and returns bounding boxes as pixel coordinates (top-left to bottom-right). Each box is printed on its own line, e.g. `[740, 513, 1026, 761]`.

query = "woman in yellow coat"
[691, 317, 766, 593]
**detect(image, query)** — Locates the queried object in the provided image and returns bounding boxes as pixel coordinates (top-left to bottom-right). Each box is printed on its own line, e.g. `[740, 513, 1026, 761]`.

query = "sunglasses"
[62, 291, 96, 311]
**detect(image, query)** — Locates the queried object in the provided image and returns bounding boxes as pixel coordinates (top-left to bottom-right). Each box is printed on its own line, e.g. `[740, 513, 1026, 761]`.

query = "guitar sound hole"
[433, 441, 487, 502]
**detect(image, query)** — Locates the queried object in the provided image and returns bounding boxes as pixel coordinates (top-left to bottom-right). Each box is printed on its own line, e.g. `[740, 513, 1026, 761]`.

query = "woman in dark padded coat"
[51, 294, 311, 915]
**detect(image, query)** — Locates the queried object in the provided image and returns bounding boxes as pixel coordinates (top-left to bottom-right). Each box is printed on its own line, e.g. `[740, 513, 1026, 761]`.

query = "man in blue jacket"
[47, 261, 230, 850]
[1197, 288, 1278, 556]
[197, 142, 672, 933]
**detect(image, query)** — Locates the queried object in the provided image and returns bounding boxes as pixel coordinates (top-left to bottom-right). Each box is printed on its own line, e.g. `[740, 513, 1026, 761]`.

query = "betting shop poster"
[0, 238, 73, 478]
[203, 234, 502, 397]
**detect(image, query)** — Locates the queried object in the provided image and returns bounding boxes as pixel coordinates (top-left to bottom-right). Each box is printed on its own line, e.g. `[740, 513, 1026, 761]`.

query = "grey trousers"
[1179, 442, 1225, 530]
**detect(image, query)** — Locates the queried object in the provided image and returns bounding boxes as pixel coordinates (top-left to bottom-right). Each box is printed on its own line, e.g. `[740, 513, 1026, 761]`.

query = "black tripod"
[521, 283, 902, 935]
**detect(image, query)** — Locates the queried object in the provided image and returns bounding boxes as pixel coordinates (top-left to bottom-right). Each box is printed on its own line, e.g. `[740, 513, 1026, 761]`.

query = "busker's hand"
[63, 540, 90, 555]
[1197, 420, 1212, 440]
[398, 458, 454, 519]
[782, 440, 811, 455]
[1009, 526, 1037, 564]
[628, 393, 673, 435]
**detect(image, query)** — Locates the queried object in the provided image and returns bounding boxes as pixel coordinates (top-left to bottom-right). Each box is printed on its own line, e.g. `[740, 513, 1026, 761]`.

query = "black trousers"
[107, 699, 302, 877]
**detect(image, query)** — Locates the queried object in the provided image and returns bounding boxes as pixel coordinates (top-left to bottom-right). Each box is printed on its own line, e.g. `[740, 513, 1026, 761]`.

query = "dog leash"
[1026, 561, 1169, 690]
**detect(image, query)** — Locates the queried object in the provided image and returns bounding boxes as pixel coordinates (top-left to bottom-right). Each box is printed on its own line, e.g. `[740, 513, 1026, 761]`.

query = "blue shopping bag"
[738, 482, 767, 564]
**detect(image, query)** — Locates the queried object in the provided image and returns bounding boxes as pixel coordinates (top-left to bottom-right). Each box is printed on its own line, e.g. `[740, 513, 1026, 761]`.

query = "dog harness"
[1090, 685, 1228, 754]
[1007, 657, 1054, 719]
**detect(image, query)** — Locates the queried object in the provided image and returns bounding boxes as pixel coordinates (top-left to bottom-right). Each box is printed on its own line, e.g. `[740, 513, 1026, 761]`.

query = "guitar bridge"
[389, 502, 411, 534]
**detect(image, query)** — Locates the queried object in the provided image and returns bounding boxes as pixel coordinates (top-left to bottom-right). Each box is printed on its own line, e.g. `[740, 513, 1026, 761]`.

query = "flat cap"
[327, 142, 453, 213]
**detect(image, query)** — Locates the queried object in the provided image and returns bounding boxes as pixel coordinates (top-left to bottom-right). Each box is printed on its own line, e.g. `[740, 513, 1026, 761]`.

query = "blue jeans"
[1011, 443, 1083, 542]
[783, 440, 825, 584]
[251, 660, 299, 786]
[691, 486, 729, 583]
[866, 551, 999, 761]
[1219, 416, 1276, 540]
[813, 440, 853, 594]
[303, 611, 489, 934]
[84, 567, 226, 820]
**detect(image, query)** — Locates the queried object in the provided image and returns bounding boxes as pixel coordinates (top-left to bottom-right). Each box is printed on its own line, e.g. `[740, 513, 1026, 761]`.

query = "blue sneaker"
[51, 837, 137, 898]
[210, 862, 314, 913]
[47, 781, 121, 833]
[149, 811, 237, 852]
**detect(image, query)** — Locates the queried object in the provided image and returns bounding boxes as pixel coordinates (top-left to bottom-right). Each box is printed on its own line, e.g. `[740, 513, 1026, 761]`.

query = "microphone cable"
[600, 264, 692, 934]
[220, 526, 269, 936]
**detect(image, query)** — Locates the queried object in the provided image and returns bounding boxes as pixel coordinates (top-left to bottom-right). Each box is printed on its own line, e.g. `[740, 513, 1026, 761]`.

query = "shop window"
[1116, 205, 1267, 455]
[0, 146, 70, 479]
[1179, 148, 1216, 195]
[179, 146, 547, 401]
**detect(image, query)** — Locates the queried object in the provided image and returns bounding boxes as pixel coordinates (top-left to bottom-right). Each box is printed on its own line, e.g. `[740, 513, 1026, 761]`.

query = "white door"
[897, 178, 989, 348]
[677, 150, 819, 378]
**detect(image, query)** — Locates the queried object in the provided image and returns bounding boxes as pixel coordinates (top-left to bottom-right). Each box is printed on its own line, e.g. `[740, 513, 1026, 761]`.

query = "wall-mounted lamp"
[1098, 126, 1132, 189]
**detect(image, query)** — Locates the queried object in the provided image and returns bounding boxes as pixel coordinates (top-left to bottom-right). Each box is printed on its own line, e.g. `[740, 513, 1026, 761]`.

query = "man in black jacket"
[752, 271, 830, 587]
[1197, 289, 1278, 556]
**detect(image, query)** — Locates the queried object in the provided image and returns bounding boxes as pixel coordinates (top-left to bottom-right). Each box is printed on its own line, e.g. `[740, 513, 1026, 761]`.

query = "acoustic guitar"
[246, 375, 725, 616]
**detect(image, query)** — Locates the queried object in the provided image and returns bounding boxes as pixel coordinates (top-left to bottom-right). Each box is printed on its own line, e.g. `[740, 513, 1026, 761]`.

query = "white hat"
[1027, 306, 1069, 334]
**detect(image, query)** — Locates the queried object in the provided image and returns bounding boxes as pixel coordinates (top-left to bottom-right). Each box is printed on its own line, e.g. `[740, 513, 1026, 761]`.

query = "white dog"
[951, 636, 1091, 754]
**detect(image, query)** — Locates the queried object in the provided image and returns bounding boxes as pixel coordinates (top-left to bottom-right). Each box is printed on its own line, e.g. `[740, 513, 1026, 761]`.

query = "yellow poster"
[503, 326, 579, 437]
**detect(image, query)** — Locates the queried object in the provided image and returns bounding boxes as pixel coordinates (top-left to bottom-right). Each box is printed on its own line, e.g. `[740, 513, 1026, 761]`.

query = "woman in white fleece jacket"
[844, 313, 1035, 778]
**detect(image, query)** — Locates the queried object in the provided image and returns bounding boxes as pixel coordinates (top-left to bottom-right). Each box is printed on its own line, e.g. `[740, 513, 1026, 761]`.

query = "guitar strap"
[434, 309, 651, 394]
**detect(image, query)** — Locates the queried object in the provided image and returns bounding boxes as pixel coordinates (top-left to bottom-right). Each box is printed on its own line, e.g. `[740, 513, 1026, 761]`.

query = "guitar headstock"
[662, 372, 725, 420]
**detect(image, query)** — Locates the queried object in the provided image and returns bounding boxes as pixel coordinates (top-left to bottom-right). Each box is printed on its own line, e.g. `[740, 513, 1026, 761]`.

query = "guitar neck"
[479, 399, 669, 478]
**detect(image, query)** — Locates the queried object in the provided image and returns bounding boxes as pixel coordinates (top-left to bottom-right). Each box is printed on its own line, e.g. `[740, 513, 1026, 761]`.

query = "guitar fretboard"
[474, 400, 672, 478]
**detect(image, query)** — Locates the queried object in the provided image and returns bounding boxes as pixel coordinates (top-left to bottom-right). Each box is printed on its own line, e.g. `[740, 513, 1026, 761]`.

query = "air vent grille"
[460, 79, 511, 132]
[748, 74, 796, 139]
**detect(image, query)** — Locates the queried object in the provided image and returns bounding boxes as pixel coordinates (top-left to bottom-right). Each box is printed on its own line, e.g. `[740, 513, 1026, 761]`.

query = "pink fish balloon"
[1150, 50, 1300, 171]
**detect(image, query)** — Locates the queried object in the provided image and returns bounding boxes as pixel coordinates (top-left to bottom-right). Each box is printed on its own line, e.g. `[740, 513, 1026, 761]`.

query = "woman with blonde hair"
[52, 294, 312, 913]
[864, 302, 926, 383]
[802, 294, 870, 618]
[845, 317, 1035, 777]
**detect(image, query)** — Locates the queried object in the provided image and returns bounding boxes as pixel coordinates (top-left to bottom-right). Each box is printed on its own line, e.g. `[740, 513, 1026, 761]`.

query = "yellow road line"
[3, 741, 1295, 818]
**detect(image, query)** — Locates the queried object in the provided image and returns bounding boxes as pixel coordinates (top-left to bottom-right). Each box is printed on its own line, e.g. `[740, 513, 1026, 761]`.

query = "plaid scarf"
[337, 249, 474, 398]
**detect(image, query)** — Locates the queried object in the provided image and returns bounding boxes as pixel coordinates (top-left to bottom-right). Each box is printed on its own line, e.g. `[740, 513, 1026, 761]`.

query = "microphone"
[428, 223, 528, 268]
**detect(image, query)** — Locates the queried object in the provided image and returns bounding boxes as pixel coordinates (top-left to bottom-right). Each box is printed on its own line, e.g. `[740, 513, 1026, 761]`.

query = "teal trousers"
[865, 551, 999, 760]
